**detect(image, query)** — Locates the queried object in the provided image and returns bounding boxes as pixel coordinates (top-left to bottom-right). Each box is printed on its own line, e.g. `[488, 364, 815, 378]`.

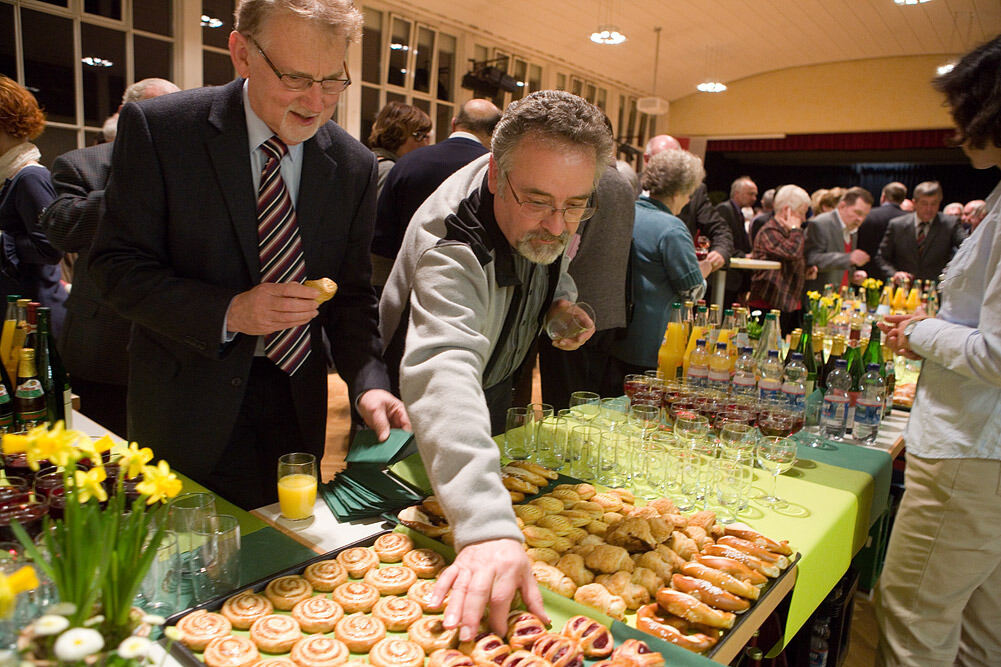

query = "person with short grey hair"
[641, 148, 704, 199]
[101, 77, 181, 142]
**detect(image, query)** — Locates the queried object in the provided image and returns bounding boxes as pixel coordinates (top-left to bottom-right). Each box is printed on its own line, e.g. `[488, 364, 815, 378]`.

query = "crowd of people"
[1, 0, 1000, 663]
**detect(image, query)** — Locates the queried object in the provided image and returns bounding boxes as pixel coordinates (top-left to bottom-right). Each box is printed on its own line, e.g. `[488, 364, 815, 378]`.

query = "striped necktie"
[257, 136, 310, 375]
[917, 221, 929, 252]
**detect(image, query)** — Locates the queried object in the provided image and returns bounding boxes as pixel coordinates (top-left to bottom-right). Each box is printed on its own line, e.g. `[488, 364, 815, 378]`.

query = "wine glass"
[599, 397, 629, 432]
[628, 404, 660, 440]
[756, 436, 798, 508]
[695, 234, 710, 260]
[719, 422, 755, 458]
[758, 401, 796, 438]
[673, 413, 709, 445]
[569, 391, 601, 422]
[623, 374, 648, 402]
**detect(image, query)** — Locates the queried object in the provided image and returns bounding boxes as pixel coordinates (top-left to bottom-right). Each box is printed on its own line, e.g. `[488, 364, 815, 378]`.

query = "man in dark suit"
[89, 0, 408, 509]
[877, 181, 967, 284]
[857, 181, 907, 281]
[805, 186, 874, 293]
[715, 176, 758, 305]
[371, 98, 501, 264]
[40, 78, 180, 436]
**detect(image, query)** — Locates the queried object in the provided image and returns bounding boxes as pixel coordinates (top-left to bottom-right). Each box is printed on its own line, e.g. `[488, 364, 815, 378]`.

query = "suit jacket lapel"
[206, 79, 259, 281]
[297, 126, 338, 275]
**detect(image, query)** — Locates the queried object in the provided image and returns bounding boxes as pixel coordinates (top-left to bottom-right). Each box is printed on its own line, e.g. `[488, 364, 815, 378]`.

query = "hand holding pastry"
[303, 277, 338, 303]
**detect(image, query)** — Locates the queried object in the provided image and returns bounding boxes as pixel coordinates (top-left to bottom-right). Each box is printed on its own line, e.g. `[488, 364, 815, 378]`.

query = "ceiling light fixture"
[637, 27, 669, 115]
[590, 0, 626, 45]
[200, 14, 223, 28]
[697, 46, 727, 93]
[81, 56, 113, 67]
[697, 81, 727, 93]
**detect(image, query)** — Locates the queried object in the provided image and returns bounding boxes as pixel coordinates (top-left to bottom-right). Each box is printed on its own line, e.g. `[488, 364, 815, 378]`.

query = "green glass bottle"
[36, 308, 72, 427]
[862, 321, 883, 373]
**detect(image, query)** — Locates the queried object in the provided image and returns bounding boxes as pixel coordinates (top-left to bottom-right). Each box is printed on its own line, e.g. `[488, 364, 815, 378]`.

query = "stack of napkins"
[321, 429, 425, 521]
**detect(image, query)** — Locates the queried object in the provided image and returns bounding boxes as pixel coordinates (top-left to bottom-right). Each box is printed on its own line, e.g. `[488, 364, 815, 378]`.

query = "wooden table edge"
[711, 563, 799, 664]
[249, 508, 328, 554]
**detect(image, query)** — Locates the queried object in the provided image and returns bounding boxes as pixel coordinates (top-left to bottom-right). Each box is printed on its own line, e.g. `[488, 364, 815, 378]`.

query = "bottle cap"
[866, 363, 881, 371]
[790, 352, 803, 361]
[768, 350, 778, 357]
[716, 343, 727, 350]
[741, 347, 752, 354]
[835, 359, 848, 367]
[696, 338, 706, 345]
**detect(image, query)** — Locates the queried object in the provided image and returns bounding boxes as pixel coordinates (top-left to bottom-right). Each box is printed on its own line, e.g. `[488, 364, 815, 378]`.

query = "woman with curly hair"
[0, 75, 67, 335]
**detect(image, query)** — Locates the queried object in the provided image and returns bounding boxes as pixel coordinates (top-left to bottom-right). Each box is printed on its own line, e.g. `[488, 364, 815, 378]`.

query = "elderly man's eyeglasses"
[250, 36, 351, 94]
[505, 177, 596, 224]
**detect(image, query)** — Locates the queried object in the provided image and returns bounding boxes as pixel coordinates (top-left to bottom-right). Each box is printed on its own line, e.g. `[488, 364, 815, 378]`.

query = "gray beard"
[516, 230, 570, 264]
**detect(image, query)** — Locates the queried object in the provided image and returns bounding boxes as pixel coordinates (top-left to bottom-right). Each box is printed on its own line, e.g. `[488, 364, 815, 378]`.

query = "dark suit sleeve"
[40, 154, 103, 253]
[89, 102, 238, 358]
[691, 188, 733, 261]
[876, 221, 899, 278]
[9, 170, 60, 265]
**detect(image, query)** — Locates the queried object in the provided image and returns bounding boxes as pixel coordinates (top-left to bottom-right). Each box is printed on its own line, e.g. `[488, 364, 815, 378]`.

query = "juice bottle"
[0, 296, 19, 372]
[683, 305, 709, 376]
[657, 303, 687, 380]
[905, 287, 921, 313]
[891, 286, 907, 312]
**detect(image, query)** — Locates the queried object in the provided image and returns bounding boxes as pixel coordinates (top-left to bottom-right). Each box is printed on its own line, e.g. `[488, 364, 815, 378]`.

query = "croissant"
[702, 544, 780, 578]
[531, 561, 577, 597]
[686, 511, 716, 531]
[573, 583, 626, 620]
[647, 517, 674, 544]
[630, 567, 665, 598]
[586, 521, 609, 537]
[655, 588, 735, 630]
[556, 554, 594, 588]
[584, 545, 634, 574]
[646, 498, 678, 516]
[653, 544, 687, 572]
[683, 525, 713, 550]
[717, 536, 790, 569]
[594, 571, 650, 610]
[724, 522, 793, 555]
[632, 551, 674, 582]
[667, 531, 699, 561]
[604, 518, 656, 552]
[680, 562, 760, 601]
[624, 506, 660, 520]
[670, 573, 751, 613]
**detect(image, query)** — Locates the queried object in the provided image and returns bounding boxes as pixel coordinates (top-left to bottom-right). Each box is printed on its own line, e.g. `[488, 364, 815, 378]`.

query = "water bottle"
[821, 360, 851, 440]
[854, 363, 885, 444]
[758, 349, 783, 403]
[686, 338, 709, 388]
[808, 616, 830, 667]
[708, 342, 731, 392]
[732, 346, 758, 398]
[781, 352, 808, 413]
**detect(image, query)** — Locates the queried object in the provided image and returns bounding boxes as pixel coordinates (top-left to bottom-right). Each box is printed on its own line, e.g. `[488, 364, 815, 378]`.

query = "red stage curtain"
[706, 129, 955, 152]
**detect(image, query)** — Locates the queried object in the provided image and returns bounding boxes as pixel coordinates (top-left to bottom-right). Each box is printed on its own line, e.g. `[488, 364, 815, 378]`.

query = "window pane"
[84, 0, 122, 20]
[387, 18, 410, 88]
[527, 64, 541, 94]
[134, 35, 173, 83]
[203, 50, 235, 86]
[22, 9, 75, 124]
[474, 45, 488, 64]
[34, 127, 78, 168]
[386, 91, 405, 105]
[81, 23, 126, 127]
[134, 0, 173, 36]
[360, 85, 380, 148]
[511, 59, 527, 101]
[413, 27, 433, 95]
[34, 0, 68, 8]
[638, 114, 648, 149]
[361, 7, 382, 85]
[0, 4, 14, 78]
[571, 77, 583, 96]
[202, 0, 233, 49]
[436, 33, 455, 101]
[584, 83, 596, 104]
[413, 97, 430, 121]
[596, 88, 607, 111]
[435, 103, 452, 144]
[627, 98, 637, 144]
[556, 73, 566, 91]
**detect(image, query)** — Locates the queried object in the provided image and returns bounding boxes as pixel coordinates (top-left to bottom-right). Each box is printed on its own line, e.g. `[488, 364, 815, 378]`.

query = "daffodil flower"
[0, 565, 38, 618]
[120, 442, 154, 479]
[1, 433, 29, 455]
[136, 460, 182, 505]
[73, 466, 108, 504]
[53, 627, 104, 662]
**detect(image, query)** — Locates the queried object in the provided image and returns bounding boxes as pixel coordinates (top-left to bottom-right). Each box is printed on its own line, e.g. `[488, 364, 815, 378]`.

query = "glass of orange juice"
[277, 452, 317, 523]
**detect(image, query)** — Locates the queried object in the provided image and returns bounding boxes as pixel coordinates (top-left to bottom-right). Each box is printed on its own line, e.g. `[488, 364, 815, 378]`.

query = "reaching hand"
[357, 389, 411, 441]
[849, 249, 870, 267]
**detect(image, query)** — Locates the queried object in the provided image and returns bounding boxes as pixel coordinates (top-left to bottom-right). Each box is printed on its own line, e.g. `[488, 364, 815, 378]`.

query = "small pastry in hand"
[203, 635, 259, 667]
[335, 613, 387, 653]
[595, 571, 650, 610]
[332, 581, 380, 613]
[369, 638, 426, 667]
[670, 573, 750, 613]
[655, 588, 735, 630]
[407, 579, 447, 613]
[303, 559, 349, 592]
[561, 615, 613, 658]
[635, 604, 718, 654]
[403, 548, 447, 578]
[573, 583, 626, 620]
[530, 633, 582, 667]
[610, 639, 663, 667]
[177, 610, 232, 651]
[265, 575, 313, 611]
[337, 547, 380, 578]
[304, 277, 338, 303]
[365, 564, 419, 595]
[680, 562, 759, 600]
[583, 544, 634, 574]
[408, 617, 459, 653]
[556, 553, 594, 588]
[250, 614, 303, 654]
[428, 649, 475, 667]
[291, 595, 344, 634]
[374, 532, 415, 563]
[459, 633, 510, 665]
[531, 561, 577, 597]
[372, 595, 423, 631]
[220, 591, 273, 630]
[505, 611, 547, 650]
[289, 635, 349, 667]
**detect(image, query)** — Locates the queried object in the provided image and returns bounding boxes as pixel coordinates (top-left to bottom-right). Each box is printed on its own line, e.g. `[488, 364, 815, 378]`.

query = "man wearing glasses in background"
[380, 90, 611, 643]
[89, 0, 408, 510]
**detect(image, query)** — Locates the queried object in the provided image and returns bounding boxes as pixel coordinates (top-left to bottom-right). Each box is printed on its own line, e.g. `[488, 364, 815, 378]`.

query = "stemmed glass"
[628, 404, 660, 440]
[758, 401, 796, 438]
[599, 397, 629, 432]
[569, 391, 601, 423]
[756, 436, 798, 508]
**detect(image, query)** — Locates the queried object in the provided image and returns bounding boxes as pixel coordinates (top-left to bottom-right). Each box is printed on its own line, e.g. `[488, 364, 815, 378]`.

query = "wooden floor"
[321, 367, 881, 665]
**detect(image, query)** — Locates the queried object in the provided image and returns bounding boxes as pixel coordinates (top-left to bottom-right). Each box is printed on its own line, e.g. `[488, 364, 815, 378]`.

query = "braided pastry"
[530, 633, 582, 667]
[335, 613, 387, 653]
[373, 532, 415, 563]
[407, 579, 447, 613]
[505, 611, 547, 650]
[408, 616, 459, 653]
[427, 649, 475, 667]
[264, 575, 313, 611]
[372, 595, 423, 631]
[176, 609, 232, 651]
[202, 635, 259, 667]
[303, 559, 349, 591]
[331, 581, 380, 613]
[291, 595, 344, 634]
[249, 614, 302, 654]
[403, 548, 446, 578]
[458, 633, 510, 666]
[336, 547, 380, 578]
[220, 591, 273, 630]
[368, 638, 426, 667]
[610, 639, 663, 667]
[561, 615, 613, 658]
[289, 635, 350, 667]
[365, 565, 419, 595]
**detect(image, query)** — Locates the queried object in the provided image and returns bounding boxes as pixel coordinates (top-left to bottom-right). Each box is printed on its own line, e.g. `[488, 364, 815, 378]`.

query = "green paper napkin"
[345, 428, 416, 464]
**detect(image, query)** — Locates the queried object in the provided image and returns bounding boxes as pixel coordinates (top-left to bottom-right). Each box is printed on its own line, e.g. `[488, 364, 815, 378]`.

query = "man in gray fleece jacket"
[379, 91, 614, 641]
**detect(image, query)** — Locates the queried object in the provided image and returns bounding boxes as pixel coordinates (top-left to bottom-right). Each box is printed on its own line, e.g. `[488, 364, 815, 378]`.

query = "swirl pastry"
[373, 532, 415, 563]
[331, 581, 380, 613]
[459, 633, 510, 666]
[291, 596, 344, 634]
[505, 611, 547, 650]
[303, 560, 349, 592]
[610, 638, 664, 667]
[250, 614, 303, 654]
[176, 609, 232, 651]
[408, 616, 459, 653]
[203, 635, 259, 667]
[403, 548, 446, 578]
[407, 579, 447, 613]
[368, 639, 426, 667]
[289, 635, 350, 667]
[635, 604, 719, 655]
[220, 591, 273, 630]
[365, 565, 418, 595]
[265, 575, 314, 611]
[254, 660, 298, 667]
[372, 595, 423, 631]
[530, 633, 582, 667]
[335, 613, 387, 652]
[336, 547, 380, 578]
[500, 650, 550, 667]
[561, 616, 613, 658]
[428, 649, 475, 667]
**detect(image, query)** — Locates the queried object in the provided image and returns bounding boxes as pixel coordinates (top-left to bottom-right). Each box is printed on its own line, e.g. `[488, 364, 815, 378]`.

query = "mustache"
[523, 229, 570, 244]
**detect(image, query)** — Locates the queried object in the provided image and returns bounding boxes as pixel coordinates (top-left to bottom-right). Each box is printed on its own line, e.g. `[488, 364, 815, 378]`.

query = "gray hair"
[122, 78, 180, 104]
[773, 184, 810, 213]
[235, 0, 363, 44]
[492, 90, 614, 183]
[730, 176, 755, 198]
[761, 188, 776, 210]
[102, 113, 119, 142]
[640, 149, 704, 199]
[913, 181, 943, 200]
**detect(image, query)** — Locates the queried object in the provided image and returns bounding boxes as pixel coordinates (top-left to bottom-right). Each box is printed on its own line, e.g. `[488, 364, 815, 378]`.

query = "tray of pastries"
[167, 529, 676, 667]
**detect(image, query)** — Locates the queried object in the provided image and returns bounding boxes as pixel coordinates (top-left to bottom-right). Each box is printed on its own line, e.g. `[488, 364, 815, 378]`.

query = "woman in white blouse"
[875, 33, 1001, 667]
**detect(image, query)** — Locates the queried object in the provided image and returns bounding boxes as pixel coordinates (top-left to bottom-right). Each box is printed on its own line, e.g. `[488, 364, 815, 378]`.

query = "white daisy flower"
[117, 636, 152, 659]
[53, 628, 104, 662]
[163, 626, 184, 642]
[83, 615, 105, 627]
[141, 613, 165, 626]
[32, 614, 70, 636]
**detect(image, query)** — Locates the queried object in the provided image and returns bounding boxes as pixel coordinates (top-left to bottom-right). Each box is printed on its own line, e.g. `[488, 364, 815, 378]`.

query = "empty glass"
[527, 403, 554, 463]
[167, 492, 216, 576]
[598, 431, 630, 487]
[504, 407, 533, 460]
[568, 425, 598, 482]
[190, 514, 241, 604]
[569, 392, 601, 423]
[533, 413, 563, 469]
[597, 397, 629, 432]
[545, 302, 596, 340]
[137, 531, 181, 616]
[756, 437, 798, 508]
[628, 404, 661, 440]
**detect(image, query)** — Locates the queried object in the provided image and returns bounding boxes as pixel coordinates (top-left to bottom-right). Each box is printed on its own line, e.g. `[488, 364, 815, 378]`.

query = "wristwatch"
[903, 319, 921, 341]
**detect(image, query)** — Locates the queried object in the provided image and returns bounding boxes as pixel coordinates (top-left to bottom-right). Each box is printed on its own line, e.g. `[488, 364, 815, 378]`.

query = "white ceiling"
[406, 0, 1001, 99]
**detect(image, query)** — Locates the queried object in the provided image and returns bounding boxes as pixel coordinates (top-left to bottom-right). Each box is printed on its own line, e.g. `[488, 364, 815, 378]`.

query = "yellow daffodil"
[0, 565, 38, 618]
[119, 442, 154, 479]
[30, 424, 83, 470]
[807, 291, 821, 301]
[820, 296, 835, 308]
[1, 433, 29, 455]
[76, 432, 113, 463]
[73, 466, 108, 504]
[136, 460, 182, 505]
